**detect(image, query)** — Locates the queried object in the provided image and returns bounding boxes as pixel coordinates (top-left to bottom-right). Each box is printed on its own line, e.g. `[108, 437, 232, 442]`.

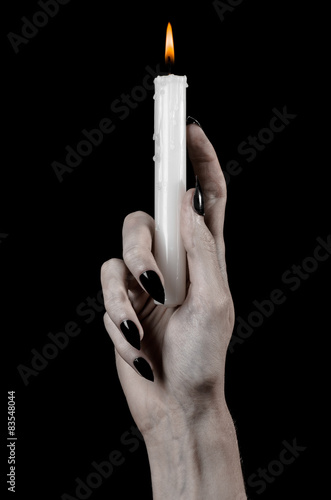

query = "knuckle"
[205, 176, 227, 201]
[123, 244, 149, 271]
[197, 222, 217, 254]
[193, 287, 232, 322]
[104, 287, 127, 315]
[210, 293, 235, 333]
[207, 284, 230, 309]
[123, 244, 140, 262]
[100, 258, 122, 281]
[100, 258, 127, 307]
[190, 291, 217, 316]
[100, 260, 110, 280]
[103, 311, 109, 326]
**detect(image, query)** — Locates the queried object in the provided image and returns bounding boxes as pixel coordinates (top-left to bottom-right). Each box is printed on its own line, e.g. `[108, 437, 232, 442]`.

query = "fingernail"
[186, 116, 201, 127]
[134, 357, 154, 382]
[193, 176, 205, 216]
[139, 271, 165, 304]
[120, 320, 141, 350]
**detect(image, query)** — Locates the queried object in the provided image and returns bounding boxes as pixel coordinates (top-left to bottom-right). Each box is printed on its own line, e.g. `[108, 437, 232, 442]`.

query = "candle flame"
[165, 22, 175, 66]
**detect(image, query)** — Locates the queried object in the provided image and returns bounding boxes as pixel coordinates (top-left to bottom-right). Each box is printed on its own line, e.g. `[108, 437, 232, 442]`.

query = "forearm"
[144, 401, 247, 500]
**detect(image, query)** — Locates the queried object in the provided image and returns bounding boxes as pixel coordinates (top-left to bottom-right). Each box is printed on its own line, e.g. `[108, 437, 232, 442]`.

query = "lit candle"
[153, 22, 187, 307]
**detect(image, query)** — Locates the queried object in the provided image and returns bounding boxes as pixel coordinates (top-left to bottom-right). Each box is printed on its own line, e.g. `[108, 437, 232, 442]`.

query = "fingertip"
[193, 176, 205, 216]
[133, 357, 154, 382]
[104, 314, 153, 381]
[186, 116, 202, 127]
[186, 119, 207, 149]
[120, 320, 141, 350]
[139, 270, 165, 304]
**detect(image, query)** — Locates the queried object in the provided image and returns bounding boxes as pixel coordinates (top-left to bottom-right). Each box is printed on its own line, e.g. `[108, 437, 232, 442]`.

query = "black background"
[2, 0, 328, 499]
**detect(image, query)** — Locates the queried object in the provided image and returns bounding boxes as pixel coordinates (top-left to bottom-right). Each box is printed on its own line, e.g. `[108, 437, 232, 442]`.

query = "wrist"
[143, 398, 246, 500]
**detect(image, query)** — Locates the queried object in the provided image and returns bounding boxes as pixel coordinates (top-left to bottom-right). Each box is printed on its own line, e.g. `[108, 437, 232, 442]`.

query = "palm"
[115, 285, 230, 434]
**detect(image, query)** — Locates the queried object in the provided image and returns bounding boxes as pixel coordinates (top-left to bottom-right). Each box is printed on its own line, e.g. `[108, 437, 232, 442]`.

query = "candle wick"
[167, 56, 172, 75]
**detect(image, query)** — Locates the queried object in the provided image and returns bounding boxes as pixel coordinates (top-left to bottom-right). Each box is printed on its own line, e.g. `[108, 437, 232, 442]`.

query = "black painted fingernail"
[139, 271, 165, 304]
[134, 357, 154, 382]
[186, 116, 201, 127]
[193, 176, 205, 216]
[120, 320, 141, 350]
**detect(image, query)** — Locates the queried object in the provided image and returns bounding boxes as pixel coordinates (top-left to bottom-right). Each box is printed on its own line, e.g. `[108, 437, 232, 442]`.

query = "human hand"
[101, 120, 246, 499]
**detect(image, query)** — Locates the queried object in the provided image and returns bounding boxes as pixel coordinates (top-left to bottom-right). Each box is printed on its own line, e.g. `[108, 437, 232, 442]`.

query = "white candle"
[153, 24, 187, 307]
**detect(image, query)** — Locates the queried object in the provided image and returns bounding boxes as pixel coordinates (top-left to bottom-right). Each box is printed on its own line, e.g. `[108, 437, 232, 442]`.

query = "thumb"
[181, 186, 227, 305]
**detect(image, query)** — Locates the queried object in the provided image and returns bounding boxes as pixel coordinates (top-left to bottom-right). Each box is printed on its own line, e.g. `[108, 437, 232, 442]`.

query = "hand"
[101, 121, 246, 499]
